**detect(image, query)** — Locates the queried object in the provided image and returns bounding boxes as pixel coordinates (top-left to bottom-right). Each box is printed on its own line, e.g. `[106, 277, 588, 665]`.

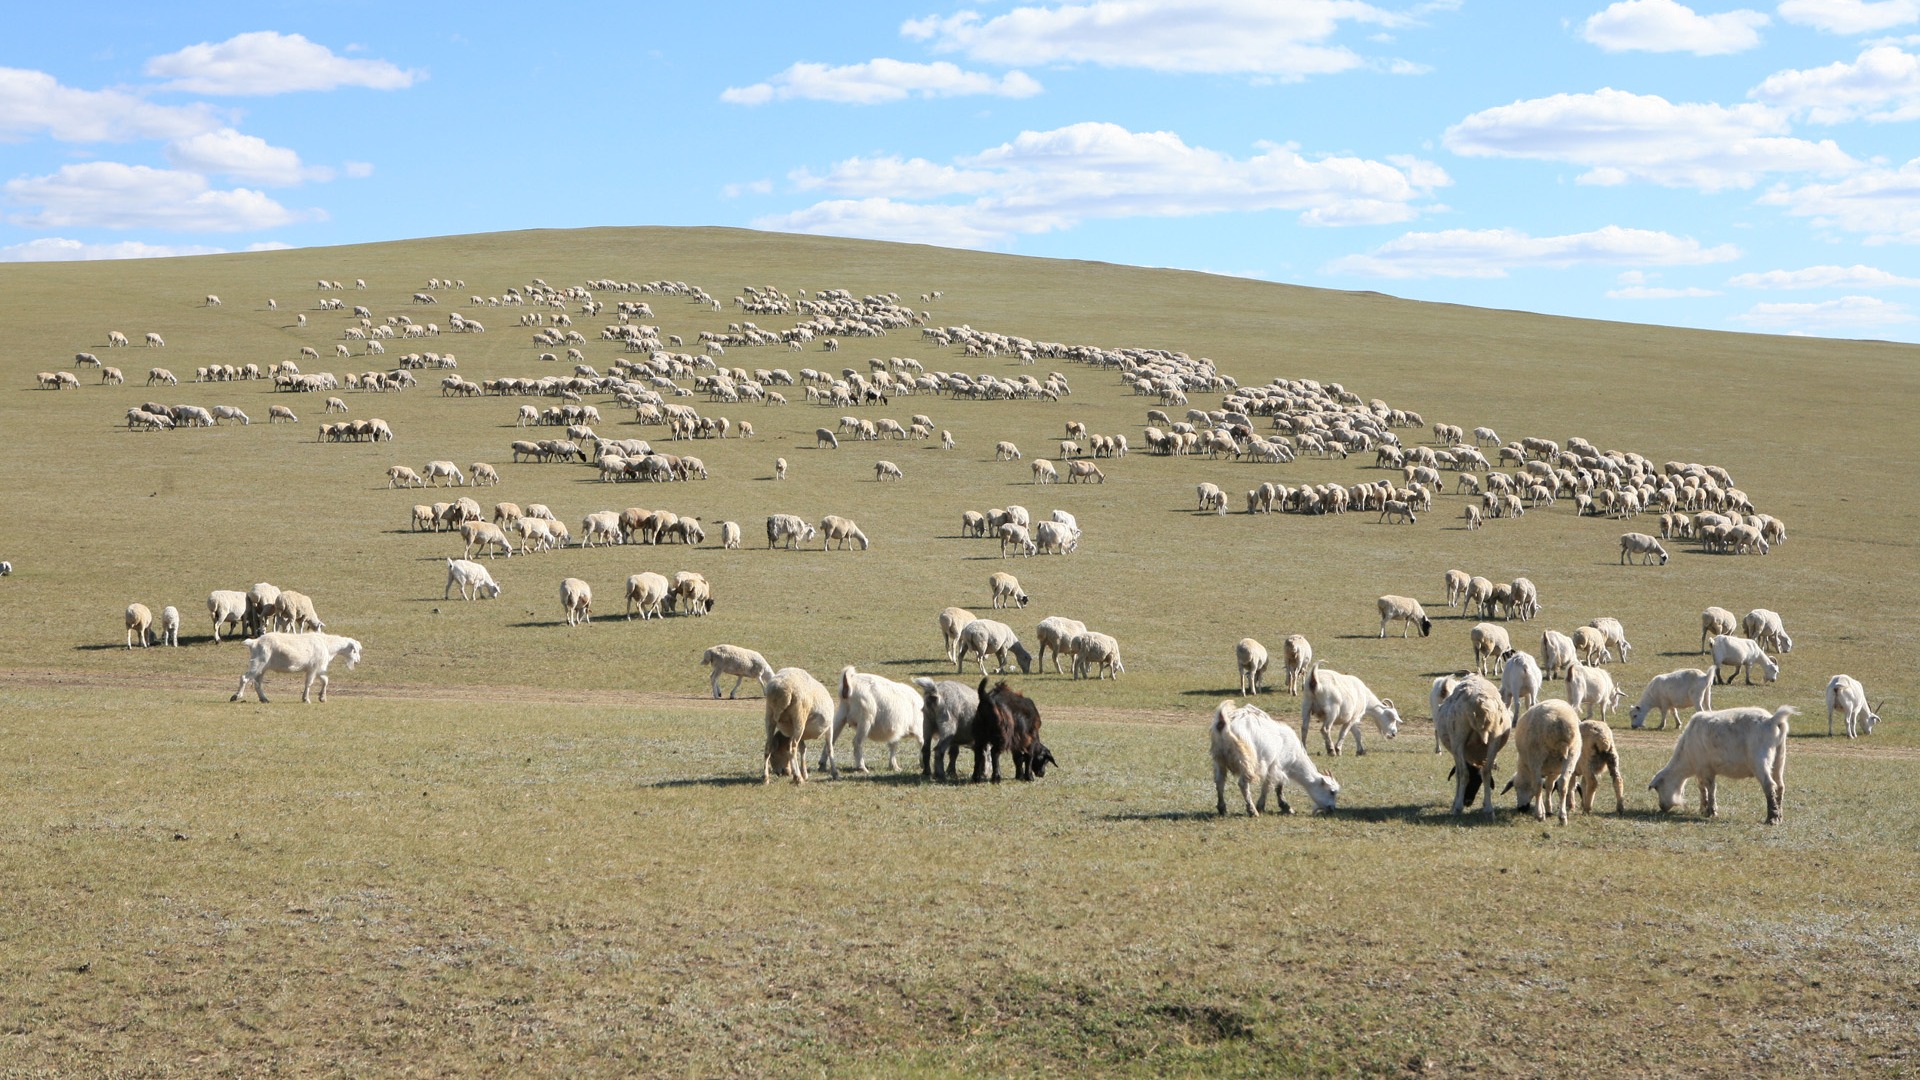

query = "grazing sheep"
[158, 605, 180, 647]
[1033, 521, 1077, 555]
[1649, 706, 1796, 824]
[560, 577, 593, 626]
[471, 462, 500, 486]
[1031, 459, 1057, 484]
[1282, 635, 1313, 695]
[1710, 635, 1779, 686]
[1540, 629, 1577, 679]
[1574, 719, 1626, 813]
[954, 619, 1032, 676]
[1034, 616, 1088, 675]
[766, 513, 815, 549]
[1571, 626, 1612, 666]
[875, 460, 904, 481]
[1470, 622, 1511, 676]
[1464, 576, 1495, 616]
[820, 515, 870, 550]
[444, 558, 501, 601]
[1619, 532, 1669, 565]
[125, 603, 155, 649]
[1628, 668, 1714, 730]
[989, 571, 1028, 609]
[1066, 460, 1105, 483]
[624, 572, 670, 620]
[815, 428, 839, 449]
[1565, 660, 1624, 722]
[671, 571, 713, 616]
[1378, 500, 1416, 525]
[1444, 569, 1471, 609]
[961, 510, 988, 537]
[461, 521, 514, 560]
[272, 590, 324, 633]
[1211, 699, 1340, 816]
[1589, 617, 1632, 663]
[701, 644, 774, 699]
[995, 440, 1022, 461]
[1500, 649, 1544, 714]
[204, 590, 247, 643]
[828, 665, 925, 773]
[1462, 505, 1483, 530]
[1435, 673, 1512, 817]
[1196, 482, 1228, 515]
[1700, 607, 1739, 653]
[914, 676, 980, 781]
[1741, 609, 1793, 656]
[997, 522, 1036, 558]
[230, 632, 363, 703]
[1376, 595, 1432, 638]
[244, 582, 281, 637]
[388, 465, 426, 489]
[1825, 675, 1881, 739]
[1069, 631, 1123, 680]
[426, 461, 467, 486]
[1236, 638, 1270, 695]
[1299, 664, 1402, 756]
[762, 667, 837, 783]
[1507, 700, 1583, 825]
[937, 607, 977, 664]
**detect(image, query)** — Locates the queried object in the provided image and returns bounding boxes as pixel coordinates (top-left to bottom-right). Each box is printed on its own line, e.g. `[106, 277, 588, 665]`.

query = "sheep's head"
[1010, 642, 1034, 674]
[1629, 703, 1649, 729]
[1761, 657, 1781, 683]
[1418, 616, 1433, 637]
[1373, 700, 1402, 739]
[343, 640, 362, 669]
[1648, 766, 1686, 812]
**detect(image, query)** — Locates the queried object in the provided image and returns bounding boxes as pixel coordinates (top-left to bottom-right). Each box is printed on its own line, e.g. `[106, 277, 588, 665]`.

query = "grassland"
[1, 227, 1917, 1076]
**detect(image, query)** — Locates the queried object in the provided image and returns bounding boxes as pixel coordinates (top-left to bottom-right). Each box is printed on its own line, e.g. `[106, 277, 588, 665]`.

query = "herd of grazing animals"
[48, 265, 1882, 827]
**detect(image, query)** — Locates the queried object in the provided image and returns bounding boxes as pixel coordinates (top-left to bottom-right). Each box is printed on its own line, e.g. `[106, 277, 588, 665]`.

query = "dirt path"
[4, 667, 1913, 762]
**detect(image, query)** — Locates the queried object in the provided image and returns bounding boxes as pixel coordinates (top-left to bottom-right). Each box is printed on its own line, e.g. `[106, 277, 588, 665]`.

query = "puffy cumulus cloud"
[0, 66, 222, 142]
[4, 162, 317, 232]
[1444, 87, 1857, 191]
[165, 128, 331, 185]
[1777, 0, 1919, 34]
[900, 0, 1422, 80]
[756, 122, 1449, 248]
[1583, 0, 1768, 55]
[1750, 45, 1920, 123]
[1731, 294, 1915, 333]
[1757, 158, 1920, 242]
[1729, 263, 1920, 287]
[1325, 225, 1741, 278]
[721, 59, 1041, 105]
[145, 31, 419, 95]
[0, 237, 229, 261]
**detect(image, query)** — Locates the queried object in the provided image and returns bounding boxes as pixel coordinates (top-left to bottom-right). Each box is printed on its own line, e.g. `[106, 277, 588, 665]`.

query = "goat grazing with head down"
[971, 678, 1055, 782]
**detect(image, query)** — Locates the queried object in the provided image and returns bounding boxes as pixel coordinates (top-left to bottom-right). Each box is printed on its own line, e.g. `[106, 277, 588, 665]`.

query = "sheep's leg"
[1768, 752, 1786, 824]
[1214, 762, 1229, 815]
[1352, 724, 1367, 756]
[315, 670, 330, 703]
[1700, 774, 1717, 818]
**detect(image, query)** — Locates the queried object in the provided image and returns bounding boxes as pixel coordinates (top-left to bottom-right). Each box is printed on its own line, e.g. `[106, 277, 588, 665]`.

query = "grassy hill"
[1, 227, 1916, 1075]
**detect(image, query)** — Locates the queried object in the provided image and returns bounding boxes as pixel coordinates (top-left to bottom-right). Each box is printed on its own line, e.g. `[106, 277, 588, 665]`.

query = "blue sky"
[5, 1, 1920, 341]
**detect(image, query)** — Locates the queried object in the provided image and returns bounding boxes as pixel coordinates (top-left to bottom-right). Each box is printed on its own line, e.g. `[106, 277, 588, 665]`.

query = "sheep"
[1070, 631, 1123, 680]
[766, 513, 815, 549]
[827, 665, 925, 773]
[1282, 634, 1313, 695]
[1033, 521, 1077, 555]
[207, 589, 247, 643]
[1500, 649, 1544, 714]
[1741, 609, 1793, 655]
[1571, 625, 1612, 666]
[1299, 664, 1402, 756]
[937, 607, 977, 664]
[1507, 700, 1583, 825]
[1628, 668, 1714, 730]
[444, 558, 501, 601]
[815, 428, 839, 449]
[1378, 499, 1416, 525]
[1825, 675, 1882, 739]
[1573, 719, 1626, 813]
[145, 333, 165, 347]
[268, 404, 298, 423]
[387, 465, 425, 489]
[580, 511, 623, 549]
[671, 571, 713, 616]
[1589, 617, 1632, 663]
[1032, 616, 1088, 676]
[1710, 634, 1779, 685]
[230, 632, 363, 703]
[954, 618, 1032, 675]
[272, 590, 324, 633]
[560, 577, 593, 626]
[125, 602, 155, 649]
[1649, 706, 1796, 824]
[762, 667, 837, 783]
[1464, 575, 1495, 615]
[158, 605, 180, 647]
[1376, 595, 1432, 638]
[1619, 532, 1669, 565]
[210, 405, 250, 425]
[1540, 629, 1577, 679]
[461, 521, 514, 560]
[624, 572, 669, 620]
[1444, 569, 1471, 609]
[718, 520, 743, 550]
[1566, 657, 1625, 721]
[1236, 638, 1270, 695]
[1434, 673, 1512, 817]
[1211, 700, 1340, 816]
[146, 367, 177, 385]
[989, 571, 1028, 609]
[774, 457, 788, 480]
[875, 460, 904, 481]
[471, 462, 500, 486]
[244, 582, 281, 637]
[915, 676, 980, 781]
[1470, 622, 1511, 676]
[1030, 459, 1058, 484]
[1196, 482, 1228, 515]
[819, 515, 870, 550]
[1700, 607, 1738, 653]
[998, 523, 1036, 558]
[701, 644, 774, 699]
[1066, 460, 1105, 483]
[994, 440, 1022, 461]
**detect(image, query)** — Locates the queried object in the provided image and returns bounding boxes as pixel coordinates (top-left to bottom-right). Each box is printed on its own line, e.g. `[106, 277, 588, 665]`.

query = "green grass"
[0, 226, 1917, 1074]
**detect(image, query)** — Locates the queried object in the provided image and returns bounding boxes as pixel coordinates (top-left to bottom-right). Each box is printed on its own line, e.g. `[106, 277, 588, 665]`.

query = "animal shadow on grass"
[1101, 809, 1217, 823]
[1179, 687, 1251, 698]
[648, 774, 765, 789]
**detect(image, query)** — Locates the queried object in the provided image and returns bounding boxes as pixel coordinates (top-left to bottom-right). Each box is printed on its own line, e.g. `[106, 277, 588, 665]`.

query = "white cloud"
[900, 1, 1420, 80]
[343, 161, 374, 179]
[0, 237, 230, 261]
[1777, 0, 1919, 35]
[1731, 293, 1915, 332]
[1758, 158, 1920, 242]
[0, 66, 221, 142]
[1583, 0, 1769, 55]
[1729, 263, 1920, 286]
[755, 121, 1449, 247]
[722, 179, 775, 198]
[4, 162, 316, 231]
[1606, 284, 1723, 297]
[722, 59, 1041, 105]
[164, 128, 330, 185]
[145, 31, 419, 95]
[1750, 44, 1920, 122]
[1444, 87, 1857, 190]
[1325, 225, 1742, 278]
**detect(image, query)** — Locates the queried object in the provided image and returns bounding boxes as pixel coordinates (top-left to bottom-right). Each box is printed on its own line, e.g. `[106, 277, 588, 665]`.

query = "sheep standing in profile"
[701, 644, 774, 699]
[1376, 595, 1432, 638]
[989, 571, 1028, 609]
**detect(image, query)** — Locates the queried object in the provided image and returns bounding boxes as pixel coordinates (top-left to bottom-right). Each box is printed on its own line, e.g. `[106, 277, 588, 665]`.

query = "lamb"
[914, 676, 980, 781]
[443, 558, 501, 601]
[701, 644, 774, 699]
[762, 667, 837, 783]
[207, 590, 247, 643]
[1588, 617, 1632, 663]
[827, 665, 925, 773]
[937, 607, 977, 664]
[1298, 664, 1402, 756]
[1710, 634, 1779, 685]
[998, 523, 1035, 558]
[1574, 719, 1626, 813]
[1434, 673, 1512, 817]
[1069, 631, 1124, 680]
[1282, 634, 1313, 695]
[1565, 659, 1624, 722]
[1619, 532, 1669, 565]
[875, 460, 904, 481]
[158, 605, 180, 647]
[1571, 626, 1611, 666]
[1376, 595, 1432, 638]
[1462, 505, 1483, 530]
[387, 465, 426, 488]
[560, 577, 593, 626]
[994, 440, 1022, 461]
[1649, 706, 1796, 823]
[819, 515, 870, 550]
[954, 618, 1033, 675]
[1196, 482, 1228, 515]
[1211, 699, 1340, 816]
[272, 590, 324, 633]
[1540, 629, 1577, 679]
[1470, 622, 1511, 675]
[1500, 649, 1544, 714]
[671, 571, 713, 616]
[230, 632, 363, 703]
[1444, 569, 1471, 609]
[1507, 700, 1583, 825]
[624, 572, 669, 620]
[1628, 668, 1713, 730]
[1741, 609, 1793, 655]
[774, 457, 788, 480]
[1825, 674, 1881, 739]
[960, 510, 988, 537]
[1236, 638, 1270, 695]
[989, 571, 1028, 609]
[461, 521, 514, 560]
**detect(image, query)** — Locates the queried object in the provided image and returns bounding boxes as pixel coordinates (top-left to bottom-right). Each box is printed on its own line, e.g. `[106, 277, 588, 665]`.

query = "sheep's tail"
[839, 664, 858, 701]
[1214, 701, 1259, 782]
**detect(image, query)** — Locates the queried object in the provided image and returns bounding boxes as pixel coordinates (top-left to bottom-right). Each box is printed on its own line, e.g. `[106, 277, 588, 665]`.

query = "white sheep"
[158, 605, 180, 647]
[230, 632, 362, 703]
[444, 558, 501, 601]
[763, 667, 837, 783]
[718, 521, 742, 550]
[1571, 626, 1611, 666]
[1435, 673, 1512, 817]
[1070, 631, 1123, 680]
[1741, 608, 1793, 655]
[424, 460, 466, 487]
[1033, 521, 1077, 555]
[1236, 638, 1269, 695]
[820, 515, 870, 550]
[1211, 699, 1340, 816]
[1031, 459, 1057, 484]
[387, 465, 425, 488]
[1282, 635, 1313, 696]
[207, 589, 247, 643]
[1299, 664, 1402, 756]
[1709, 634, 1779, 685]
[1500, 649, 1544, 714]
[1574, 719, 1626, 814]
[1824, 675, 1881, 739]
[125, 603, 155, 649]
[1627, 668, 1713, 730]
[1376, 595, 1432, 638]
[671, 571, 713, 616]
[774, 457, 788, 480]
[462, 521, 515, 560]
[998, 522, 1036, 558]
[827, 665, 925, 773]
[1540, 629, 1577, 678]
[1470, 622, 1511, 676]
[1588, 617, 1632, 664]
[1565, 659, 1624, 722]
[1034, 616, 1088, 675]
[766, 514, 815, 549]
[989, 571, 1028, 609]
[1700, 606, 1738, 653]
[1649, 706, 1795, 823]
[624, 572, 670, 620]
[1196, 482, 1228, 515]
[995, 440, 1022, 461]
[875, 460, 903, 481]
[937, 607, 977, 664]
[560, 577, 593, 626]
[1619, 532, 1669, 565]
[272, 590, 324, 633]
[1444, 569, 1471, 609]
[954, 618, 1032, 675]
[701, 644, 774, 699]
[1507, 700, 1583, 825]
